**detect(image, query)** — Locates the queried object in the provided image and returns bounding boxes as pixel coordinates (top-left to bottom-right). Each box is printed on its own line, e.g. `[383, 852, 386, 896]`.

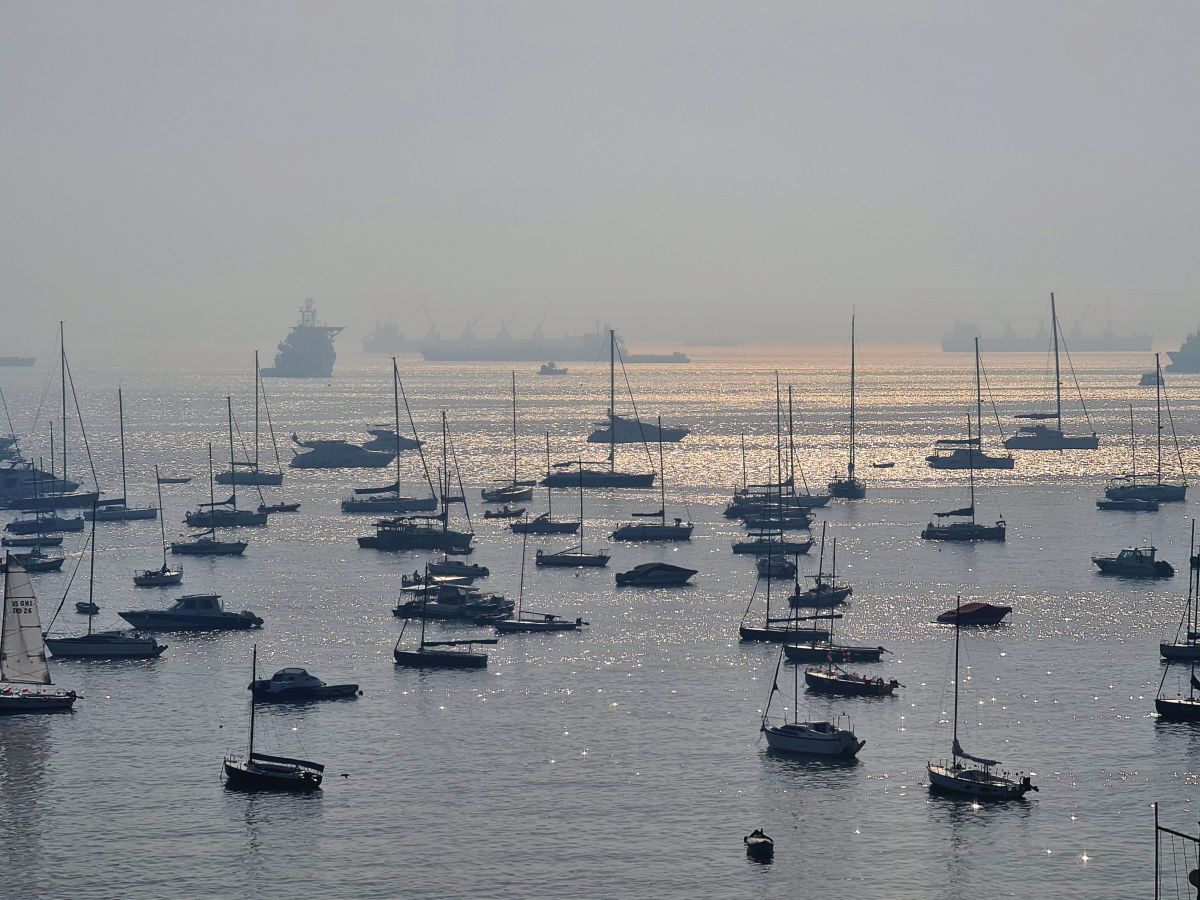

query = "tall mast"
[740, 432, 747, 491]
[968, 414, 976, 525]
[441, 412, 449, 538]
[253, 351, 261, 471]
[227, 397, 237, 512]
[86, 504, 96, 636]
[419, 565, 429, 649]
[517, 517, 528, 620]
[248, 644, 257, 757]
[952, 593, 961, 755]
[578, 459, 585, 549]
[1129, 403, 1136, 478]
[118, 387, 127, 504]
[787, 385, 796, 494]
[511, 371, 518, 486]
[545, 431, 553, 520]
[609, 329, 616, 474]
[974, 337, 983, 454]
[1051, 293, 1062, 434]
[1155, 352, 1163, 485]
[207, 442, 215, 510]
[657, 415, 666, 526]
[60, 321, 67, 483]
[155, 464, 167, 568]
[774, 373, 783, 493]
[49, 422, 54, 482]
[392, 359, 402, 497]
[848, 312, 857, 481]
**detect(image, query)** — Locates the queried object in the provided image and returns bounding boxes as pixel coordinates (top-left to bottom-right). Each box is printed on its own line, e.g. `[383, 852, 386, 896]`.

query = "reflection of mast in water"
[0, 718, 52, 887]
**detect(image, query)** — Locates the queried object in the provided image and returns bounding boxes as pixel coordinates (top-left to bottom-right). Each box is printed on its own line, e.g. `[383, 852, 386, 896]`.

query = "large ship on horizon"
[362, 319, 421, 354]
[942, 319, 1151, 352]
[1166, 327, 1200, 373]
[420, 325, 618, 362]
[261, 299, 343, 378]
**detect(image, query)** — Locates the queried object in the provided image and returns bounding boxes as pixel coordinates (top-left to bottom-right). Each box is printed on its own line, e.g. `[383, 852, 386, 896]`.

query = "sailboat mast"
[49, 422, 54, 483]
[774, 373, 783, 495]
[517, 518, 528, 620]
[393, 359, 402, 497]
[609, 329, 616, 474]
[248, 644, 257, 757]
[974, 337, 983, 457]
[1130, 403, 1136, 478]
[578, 459, 585, 549]
[740, 432, 747, 491]
[787, 385, 796, 495]
[849, 313, 857, 481]
[60, 321, 67, 483]
[545, 431, 553, 520]
[968, 414, 976, 525]
[419, 565, 430, 649]
[1051, 293, 1063, 434]
[254, 351, 260, 471]
[1155, 352, 1163, 486]
[952, 593, 961, 754]
[511, 371, 518, 486]
[118, 387, 127, 503]
[227, 397, 237, 512]
[86, 504, 96, 636]
[155, 465, 167, 567]
[658, 416, 666, 526]
[441, 413, 449, 539]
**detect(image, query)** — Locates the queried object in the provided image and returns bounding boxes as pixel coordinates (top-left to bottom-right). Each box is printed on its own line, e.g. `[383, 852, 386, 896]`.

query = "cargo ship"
[941, 319, 1151, 352]
[261, 299, 342, 378]
[362, 320, 421, 354]
[420, 325, 615, 362]
[1166, 328, 1200, 373]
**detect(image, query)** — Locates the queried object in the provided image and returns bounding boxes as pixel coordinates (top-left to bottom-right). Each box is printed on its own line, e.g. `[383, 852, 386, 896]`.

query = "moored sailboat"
[921, 415, 1006, 542]
[1160, 523, 1200, 663]
[0, 557, 77, 713]
[134, 466, 182, 586]
[1105, 354, 1187, 503]
[927, 338, 1014, 470]
[829, 313, 866, 499]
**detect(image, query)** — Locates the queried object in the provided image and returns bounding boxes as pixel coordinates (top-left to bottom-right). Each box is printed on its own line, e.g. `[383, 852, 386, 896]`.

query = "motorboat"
[615, 562, 697, 587]
[1092, 545, 1174, 578]
[392, 583, 513, 621]
[156, 476, 191, 484]
[804, 667, 900, 697]
[249, 667, 360, 702]
[483, 505, 525, 520]
[224, 646, 325, 792]
[1140, 370, 1164, 386]
[289, 435, 396, 469]
[75, 601, 100, 615]
[361, 427, 422, 452]
[119, 594, 263, 630]
[134, 563, 183, 587]
[744, 830, 774, 862]
[732, 536, 813, 556]
[936, 602, 1012, 626]
[259, 501, 300, 513]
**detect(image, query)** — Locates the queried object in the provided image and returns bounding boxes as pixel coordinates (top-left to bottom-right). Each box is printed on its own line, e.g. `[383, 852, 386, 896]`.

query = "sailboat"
[494, 519, 586, 633]
[927, 594, 1038, 799]
[611, 417, 694, 541]
[1160, 522, 1200, 663]
[216, 352, 285, 486]
[44, 513, 167, 659]
[927, 338, 1014, 470]
[223, 645, 324, 791]
[535, 462, 610, 567]
[481, 373, 535, 503]
[86, 388, 159, 521]
[135, 467, 183, 586]
[184, 399, 268, 528]
[829, 313, 866, 499]
[541, 330, 655, 489]
[0, 557, 77, 713]
[739, 539, 831, 643]
[1003, 293, 1099, 450]
[1105, 354, 1187, 503]
[921, 415, 1006, 542]
[357, 413, 474, 553]
[761, 610, 866, 757]
[510, 433, 580, 535]
[340, 360, 438, 514]
[788, 525, 852, 609]
[171, 445, 249, 556]
[1098, 405, 1161, 511]
[394, 571, 497, 668]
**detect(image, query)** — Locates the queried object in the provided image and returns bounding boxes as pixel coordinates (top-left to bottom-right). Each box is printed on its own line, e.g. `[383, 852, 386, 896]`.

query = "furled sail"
[354, 481, 400, 495]
[952, 739, 997, 767]
[1192, 673, 1200, 692]
[935, 506, 974, 518]
[0, 560, 51, 685]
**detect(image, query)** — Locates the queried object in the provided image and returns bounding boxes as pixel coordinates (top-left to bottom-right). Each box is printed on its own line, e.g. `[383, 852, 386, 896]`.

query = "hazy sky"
[3, 2, 1198, 364]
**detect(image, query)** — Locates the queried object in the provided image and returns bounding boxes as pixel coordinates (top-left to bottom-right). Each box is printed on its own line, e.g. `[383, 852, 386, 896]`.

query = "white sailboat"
[86, 388, 159, 521]
[0, 557, 77, 713]
[1003, 293, 1099, 451]
[217, 351, 285, 486]
[927, 595, 1037, 800]
[1105, 353, 1187, 503]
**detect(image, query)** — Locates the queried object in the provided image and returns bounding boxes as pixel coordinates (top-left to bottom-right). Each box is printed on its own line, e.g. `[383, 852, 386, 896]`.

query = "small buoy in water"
[744, 828, 774, 862]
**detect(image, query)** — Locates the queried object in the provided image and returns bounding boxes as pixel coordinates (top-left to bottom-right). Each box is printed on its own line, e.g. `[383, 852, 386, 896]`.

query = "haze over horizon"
[3, 2, 1198, 367]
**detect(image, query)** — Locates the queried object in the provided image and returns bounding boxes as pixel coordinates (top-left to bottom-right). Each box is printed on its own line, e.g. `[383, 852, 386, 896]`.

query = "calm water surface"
[1, 345, 1198, 898]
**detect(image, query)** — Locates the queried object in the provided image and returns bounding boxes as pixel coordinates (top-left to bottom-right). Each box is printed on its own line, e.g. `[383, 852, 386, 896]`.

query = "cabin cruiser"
[119, 594, 264, 630]
[1092, 545, 1175, 578]
[538, 362, 568, 376]
[615, 562, 697, 586]
[361, 427, 422, 452]
[587, 413, 689, 444]
[249, 668, 359, 702]
[357, 515, 474, 553]
[935, 602, 1012, 625]
[289, 435, 396, 469]
[427, 558, 489, 579]
[392, 583, 513, 621]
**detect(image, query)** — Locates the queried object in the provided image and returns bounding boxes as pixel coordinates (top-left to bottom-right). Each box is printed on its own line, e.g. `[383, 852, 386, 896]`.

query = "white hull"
[45, 633, 165, 658]
[763, 722, 864, 758]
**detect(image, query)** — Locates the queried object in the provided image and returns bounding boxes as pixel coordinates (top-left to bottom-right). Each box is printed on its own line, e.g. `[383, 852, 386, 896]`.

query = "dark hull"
[610, 524, 693, 541]
[393, 648, 487, 668]
[171, 540, 246, 556]
[0, 691, 77, 714]
[535, 552, 609, 568]
[541, 471, 655, 489]
[1160, 643, 1200, 662]
[789, 586, 852, 609]
[493, 618, 580, 633]
[1156, 698, 1200, 721]
[1003, 433, 1099, 450]
[119, 611, 262, 630]
[358, 531, 473, 553]
[509, 520, 580, 535]
[784, 643, 885, 663]
[223, 760, 322, 791]
[739, 625, 830, 643]
[804, 668, 897, 697]
[1092, 559, 1174, 578]
[927, 452, 1014, 470]
[828, 479, 866, 499]
[936, 603, 1012, 625]
[1104, 483, 1187, 503]
[8, 492, 100, 512]
[5, 517, 84, 534]
[184, 511, 268, 528]
[215, 470, 284, 486]
[250, 684, 359, 702]
[921, 523, 1006, 542]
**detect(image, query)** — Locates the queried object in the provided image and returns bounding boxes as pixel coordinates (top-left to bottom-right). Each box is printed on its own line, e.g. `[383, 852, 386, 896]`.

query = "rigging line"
[230, 409, 267, 504]
[63, 355, 100, 492]
[445, 423, 473, 533]
[1056, 331, 1093, 431]
[1159, 376, 1187, 482]
[44, 527, 91, 635]
[24, 333, 61, 458]
[0, 387, 20, 457]
[397, 372, 434, 495]
[258, 374, 282, 472]
[614, 339, 656, 470]
[977, 356, 1007, 440]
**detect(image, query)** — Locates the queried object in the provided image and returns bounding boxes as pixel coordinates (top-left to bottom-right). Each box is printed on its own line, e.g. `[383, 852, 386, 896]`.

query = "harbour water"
[1, 346, 1197, 898]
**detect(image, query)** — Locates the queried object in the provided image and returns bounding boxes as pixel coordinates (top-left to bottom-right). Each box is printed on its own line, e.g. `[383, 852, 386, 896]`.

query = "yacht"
[1165, 327, 1200, 373]
[614, 562, 697, 587]
[1092, 545, 1174, 578]
[392, 583, 513, 621]
[45, 629, 166, 659]
[249, 667, 359, 702]
[289, 436, 396, 469]
[119, 594, 264, 630]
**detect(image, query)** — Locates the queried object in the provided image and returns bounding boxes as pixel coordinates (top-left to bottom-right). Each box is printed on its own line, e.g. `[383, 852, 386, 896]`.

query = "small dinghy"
[744, 829, 774, 862]
[258, 501, 300, 513]
[936, 601, 1012, 626]
[75, 601, 100, 615]
[483, 505, 525, 520]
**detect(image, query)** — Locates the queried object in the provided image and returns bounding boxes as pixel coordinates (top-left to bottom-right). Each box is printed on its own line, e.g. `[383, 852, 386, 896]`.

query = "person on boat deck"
[413, 570, 420, 580]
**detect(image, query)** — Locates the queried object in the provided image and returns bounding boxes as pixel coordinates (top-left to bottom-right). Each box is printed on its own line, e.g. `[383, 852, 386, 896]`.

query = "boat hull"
[804, 668, 898, 697]
[184, 510, 268, 528]
[610, 524, 694, 541]
[615, 564, 697, 586]
[732, 540, 813, 556]
[393, 647, 487, 668]
[493, 618, 581, 633]
[1097, 499, 1159, 511]
[134, 570, 184, 587]
[223, 759, 322, 791]
[1092, 558, 1174, 578]
[340, 497, 438, 514]
[828, 478, 866, 499]
[927, 763, 1034, 800]
[739, 625, 830, 643]
[509, 520, 580, 535]
[541, 471, 655, 489]
[250, 684, 359, 702]
[118, 611, 262, 630]
[44, 634, 166, 658]
[215, 470, 284, 486]
[85, 506, 158, 522]
[7, 492, 99, 512]
[763, 723, 865, 757]
[5, 517, 84, 534]
[1156, 697, 1200, 720]
[921, 523, 1006, 542]
[0, 689, 77, 713]
[784, 643, 884, 663]
[1160, 642, 1200, 662]
[171, 540, 246, 556]
[789, 586, 852, 609]
[535, 551, 609, 568]
[1104, 482, 1187, 503]
[1003, 432, 1099, 450]
[927, 452, 1014, 470]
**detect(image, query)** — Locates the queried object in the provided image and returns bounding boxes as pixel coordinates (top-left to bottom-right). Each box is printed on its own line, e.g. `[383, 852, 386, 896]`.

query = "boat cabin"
[169, 594, 224, 613]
